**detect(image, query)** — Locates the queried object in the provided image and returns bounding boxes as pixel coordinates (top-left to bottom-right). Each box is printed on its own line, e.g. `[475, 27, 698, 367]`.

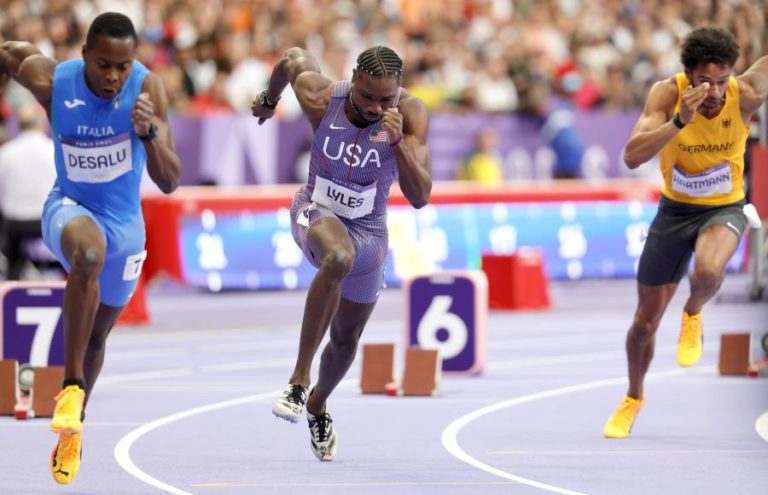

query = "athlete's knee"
[330, 331, 360, 354]
[629, 316, 660, 340]
[88, 327, 110, 351]
[70, 245, 105, 277]
[319, 248, 354, 279]
[690, 267, 723, 294]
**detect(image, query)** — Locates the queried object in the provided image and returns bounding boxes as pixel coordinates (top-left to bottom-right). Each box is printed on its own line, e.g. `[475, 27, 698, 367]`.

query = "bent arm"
[622, 79, 680, 169]
[142, 73, 181, 194]
[0, 41, 56, 111]
[395, 95, 432, 208]
[738, 55, 768, 117]
[264, 47, 332, 127]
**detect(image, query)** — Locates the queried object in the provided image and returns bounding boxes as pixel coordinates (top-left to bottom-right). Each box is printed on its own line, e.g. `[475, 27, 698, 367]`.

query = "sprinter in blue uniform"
[0, 12, 181, 484]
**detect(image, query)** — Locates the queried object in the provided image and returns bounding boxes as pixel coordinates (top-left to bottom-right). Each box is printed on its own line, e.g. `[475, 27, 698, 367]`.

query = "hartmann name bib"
[671, 163, 732, 197]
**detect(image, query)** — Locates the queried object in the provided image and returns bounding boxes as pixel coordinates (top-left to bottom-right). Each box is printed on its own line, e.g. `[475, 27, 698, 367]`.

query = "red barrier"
[482, 250, 551, 310]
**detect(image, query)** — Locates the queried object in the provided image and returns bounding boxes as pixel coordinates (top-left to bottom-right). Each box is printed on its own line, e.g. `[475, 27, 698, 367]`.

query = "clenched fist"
[382, 107, 403, 145]
[132, 92, 155, 136]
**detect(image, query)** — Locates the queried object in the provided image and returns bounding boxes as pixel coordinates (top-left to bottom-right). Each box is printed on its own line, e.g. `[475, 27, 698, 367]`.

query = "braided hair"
[355, 46, 403, 79]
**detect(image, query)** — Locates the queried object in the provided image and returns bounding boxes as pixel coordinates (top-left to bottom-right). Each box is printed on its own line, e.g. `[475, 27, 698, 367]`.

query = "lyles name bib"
[311, 174, 377, 219]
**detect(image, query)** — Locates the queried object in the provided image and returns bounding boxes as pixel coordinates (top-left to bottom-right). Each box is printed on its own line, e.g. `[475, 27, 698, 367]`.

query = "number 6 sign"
[404, 271, 487, 374]
[0, 282, 66, 366]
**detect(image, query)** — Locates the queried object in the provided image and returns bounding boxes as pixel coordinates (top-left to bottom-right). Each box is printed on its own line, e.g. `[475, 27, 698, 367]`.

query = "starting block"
[718, 333, 752, 376]
[30, 366, 64, 417]
[360, 345, 441, 397]
[360, 344, 395, 394]
[0, 359, 19, 415]
[1, 359, 63, 419]
[482, 249, 551, 310]
[402, 347, 441, 396]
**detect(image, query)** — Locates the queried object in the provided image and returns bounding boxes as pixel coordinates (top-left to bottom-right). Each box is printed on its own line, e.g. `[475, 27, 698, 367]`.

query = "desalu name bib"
[672, 163, 732, 197]
[62, 132, 133, 183]
[311, 174, 377, 219]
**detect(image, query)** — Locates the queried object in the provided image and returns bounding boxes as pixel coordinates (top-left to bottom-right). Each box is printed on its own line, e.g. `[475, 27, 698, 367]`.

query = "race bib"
[62, 132, 133, 183]
[311, 174, 377, 219]
[122, 250, 147, 281]
[672, 163, 732, 197]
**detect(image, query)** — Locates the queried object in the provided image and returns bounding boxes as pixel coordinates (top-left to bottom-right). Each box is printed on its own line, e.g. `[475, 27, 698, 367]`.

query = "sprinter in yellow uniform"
[604, 26, 768, 438]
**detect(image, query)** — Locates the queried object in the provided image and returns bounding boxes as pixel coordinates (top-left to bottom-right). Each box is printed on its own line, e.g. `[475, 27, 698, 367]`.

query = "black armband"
[672, 113, 686, 129]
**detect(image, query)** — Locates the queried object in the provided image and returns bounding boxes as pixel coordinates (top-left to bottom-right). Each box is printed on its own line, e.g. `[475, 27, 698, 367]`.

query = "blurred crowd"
[0, 0, 766, 121]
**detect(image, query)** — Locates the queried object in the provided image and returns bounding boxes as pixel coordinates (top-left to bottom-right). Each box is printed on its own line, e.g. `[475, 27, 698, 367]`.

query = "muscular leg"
[306, 298, 377, 415]
[683, 225, 740, 316]
[60, 217, 106, 383]
[626, 283, 678, 399]
[289, 217, 355, 386]
[82, 303, 123, 408]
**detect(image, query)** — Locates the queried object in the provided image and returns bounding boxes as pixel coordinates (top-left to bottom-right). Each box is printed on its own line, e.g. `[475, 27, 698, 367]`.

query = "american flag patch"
[369, 130, 388, 142]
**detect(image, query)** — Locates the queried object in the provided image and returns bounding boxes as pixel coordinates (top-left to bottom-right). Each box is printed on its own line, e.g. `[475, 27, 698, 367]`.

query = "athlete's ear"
[81, 44, 87, 60]
[351, 68, 358, 83]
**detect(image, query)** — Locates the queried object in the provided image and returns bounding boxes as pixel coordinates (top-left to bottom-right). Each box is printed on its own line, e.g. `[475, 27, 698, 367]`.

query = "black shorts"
[637, 195, 747, 286]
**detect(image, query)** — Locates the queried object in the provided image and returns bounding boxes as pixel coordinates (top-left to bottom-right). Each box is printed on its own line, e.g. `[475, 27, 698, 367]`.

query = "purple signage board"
[404, 271, 487, 374]
[0, 282, 66, 366]
[165, 111, 641, 186]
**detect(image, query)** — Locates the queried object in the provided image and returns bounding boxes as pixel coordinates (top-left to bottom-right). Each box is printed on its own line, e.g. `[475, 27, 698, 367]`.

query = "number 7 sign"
[0, 282, 66, 366]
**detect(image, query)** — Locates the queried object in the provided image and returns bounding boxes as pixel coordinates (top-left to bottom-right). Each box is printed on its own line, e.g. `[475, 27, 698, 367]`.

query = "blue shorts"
[42, 192, 147, 307]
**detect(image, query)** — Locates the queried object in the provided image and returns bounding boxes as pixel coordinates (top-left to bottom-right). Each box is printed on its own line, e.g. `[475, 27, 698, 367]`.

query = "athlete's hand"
[251, 97, 276, 126]
[678, 82, 709, 124]
[132, 92, 155, 137]
[382, 107, 403, 145]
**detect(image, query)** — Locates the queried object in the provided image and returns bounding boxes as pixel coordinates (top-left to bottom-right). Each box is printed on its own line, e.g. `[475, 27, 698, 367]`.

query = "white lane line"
[99, 359, 294, 385]
[114, 390, 280, 495]
[490, 449, 768, 456]
[756, 410, 768, 443]
[99, 369, 195, 385]
[114, 380, 354, 494]
[193, 480, 521, 488]
[486, 345, 675, 371]
[441, 367, 707, 495]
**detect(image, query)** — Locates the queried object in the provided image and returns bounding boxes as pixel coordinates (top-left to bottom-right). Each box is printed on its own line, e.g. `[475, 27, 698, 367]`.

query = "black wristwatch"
[139, 123, 158, 141]
[259, 90, 281, 109]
